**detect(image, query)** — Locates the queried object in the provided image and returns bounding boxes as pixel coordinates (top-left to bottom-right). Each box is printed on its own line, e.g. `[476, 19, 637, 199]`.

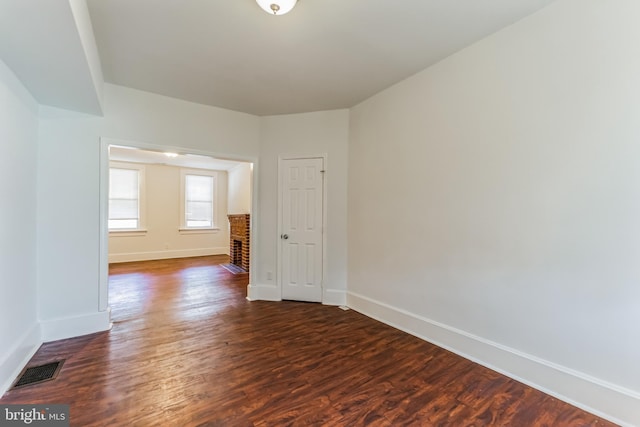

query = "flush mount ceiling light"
[256, 0, 297, 15]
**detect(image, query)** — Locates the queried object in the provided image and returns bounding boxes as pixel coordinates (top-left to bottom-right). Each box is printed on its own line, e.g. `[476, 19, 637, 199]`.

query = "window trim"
[108, 162, 146, 234]
[180, 168, 219, 232]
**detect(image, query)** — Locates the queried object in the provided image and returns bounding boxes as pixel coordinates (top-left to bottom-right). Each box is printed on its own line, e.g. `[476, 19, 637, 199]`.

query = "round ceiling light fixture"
[255, 0, 297, 15]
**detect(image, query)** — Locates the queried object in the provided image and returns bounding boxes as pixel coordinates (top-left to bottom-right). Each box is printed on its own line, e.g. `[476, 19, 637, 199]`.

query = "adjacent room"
[0, 0, 638, 425]
[106, 144, 254, 327]
[107, 144, 252, 267]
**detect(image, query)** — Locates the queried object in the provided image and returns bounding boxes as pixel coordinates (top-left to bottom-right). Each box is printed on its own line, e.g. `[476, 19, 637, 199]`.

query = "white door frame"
[277, 154, 328, 302]
[98, 137, 259, 313]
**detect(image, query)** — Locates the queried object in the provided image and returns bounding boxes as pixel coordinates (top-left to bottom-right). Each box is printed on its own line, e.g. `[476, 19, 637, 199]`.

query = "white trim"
[109, 229, 148, 237]
[0, 323, 41, 396]
[246, 283, 281, 302]
[347, 291, 639, 427]
[322, 289, 346, 306]
[108, 247, 229, 264]
[178, 227, 220, 234]
[99, 138, 110, 312]
[248, 162, 258, 299]
[40, 309, 112, 343]
[276, 156, 285, 301]
[246, 285, 258, 301]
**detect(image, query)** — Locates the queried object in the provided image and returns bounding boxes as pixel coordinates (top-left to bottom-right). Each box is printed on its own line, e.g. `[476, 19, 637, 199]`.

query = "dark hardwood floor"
[1, 256, 616, 426]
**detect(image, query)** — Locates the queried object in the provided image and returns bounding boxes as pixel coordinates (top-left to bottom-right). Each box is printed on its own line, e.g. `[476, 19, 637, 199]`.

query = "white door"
[280, 157, 324, 302]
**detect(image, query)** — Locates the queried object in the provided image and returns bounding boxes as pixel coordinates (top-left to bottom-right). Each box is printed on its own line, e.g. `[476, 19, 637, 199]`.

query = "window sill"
[179, 227, 220, 235]
[109, 229, 148, 237]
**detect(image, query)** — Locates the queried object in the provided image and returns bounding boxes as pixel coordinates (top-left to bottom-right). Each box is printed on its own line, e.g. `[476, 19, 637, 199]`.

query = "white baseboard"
[40, 309, 112, 342]
[0, 323, 42, 397]
[108, 247, 229, 263]
[323, 288, 346, 306]
[246, 283, 281, 301]
[347, 291, 639, 427]
[246, 285, 346, 306]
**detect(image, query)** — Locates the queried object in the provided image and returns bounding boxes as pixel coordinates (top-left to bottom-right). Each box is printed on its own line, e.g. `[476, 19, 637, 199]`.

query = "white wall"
[0, 60, 41, 394]
[37, 83, 260, 341]
[36, 85, 347, 342]
[228, 163, 252, 215]
[108, 162, 230, 263]
[254, 110, 349, 305]
[348, 0, 640, 424]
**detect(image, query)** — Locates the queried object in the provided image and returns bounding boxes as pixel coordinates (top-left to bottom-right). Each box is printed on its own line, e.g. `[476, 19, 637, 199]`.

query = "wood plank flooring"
[1, 256, 617, 426]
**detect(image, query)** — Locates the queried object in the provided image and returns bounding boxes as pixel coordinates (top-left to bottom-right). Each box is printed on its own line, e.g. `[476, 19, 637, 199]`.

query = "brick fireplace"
[228, 214, 250, 272]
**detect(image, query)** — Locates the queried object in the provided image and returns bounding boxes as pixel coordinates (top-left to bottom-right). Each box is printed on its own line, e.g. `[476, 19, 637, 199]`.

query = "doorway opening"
[98, 138, 257, 316]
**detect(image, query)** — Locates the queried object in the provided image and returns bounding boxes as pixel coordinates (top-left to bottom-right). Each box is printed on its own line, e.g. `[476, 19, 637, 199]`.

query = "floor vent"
[221, 263, 247, 274]
[13, 361, 64, 389]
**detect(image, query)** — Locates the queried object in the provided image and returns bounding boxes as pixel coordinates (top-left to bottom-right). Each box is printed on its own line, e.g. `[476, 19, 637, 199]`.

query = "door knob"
[281, 234, 289, 240]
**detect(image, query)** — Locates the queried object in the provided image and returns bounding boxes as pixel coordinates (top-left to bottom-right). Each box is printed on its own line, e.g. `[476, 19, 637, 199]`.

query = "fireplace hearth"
[228, 214, 250, 272]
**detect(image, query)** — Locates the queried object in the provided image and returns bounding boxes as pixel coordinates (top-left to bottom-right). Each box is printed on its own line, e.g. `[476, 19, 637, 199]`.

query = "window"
[109, 165, 144, 230]
[181, 170, 217, 229]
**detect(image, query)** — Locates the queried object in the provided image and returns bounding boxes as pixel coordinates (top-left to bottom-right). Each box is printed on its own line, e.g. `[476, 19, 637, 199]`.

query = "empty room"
[0, 0, 638, 425]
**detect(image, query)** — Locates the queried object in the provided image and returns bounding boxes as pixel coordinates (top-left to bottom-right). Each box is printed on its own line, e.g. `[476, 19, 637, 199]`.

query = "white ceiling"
[109, 146, 248, 171]
[1, 0, 557, 116]
[0, 0, 102, 114]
